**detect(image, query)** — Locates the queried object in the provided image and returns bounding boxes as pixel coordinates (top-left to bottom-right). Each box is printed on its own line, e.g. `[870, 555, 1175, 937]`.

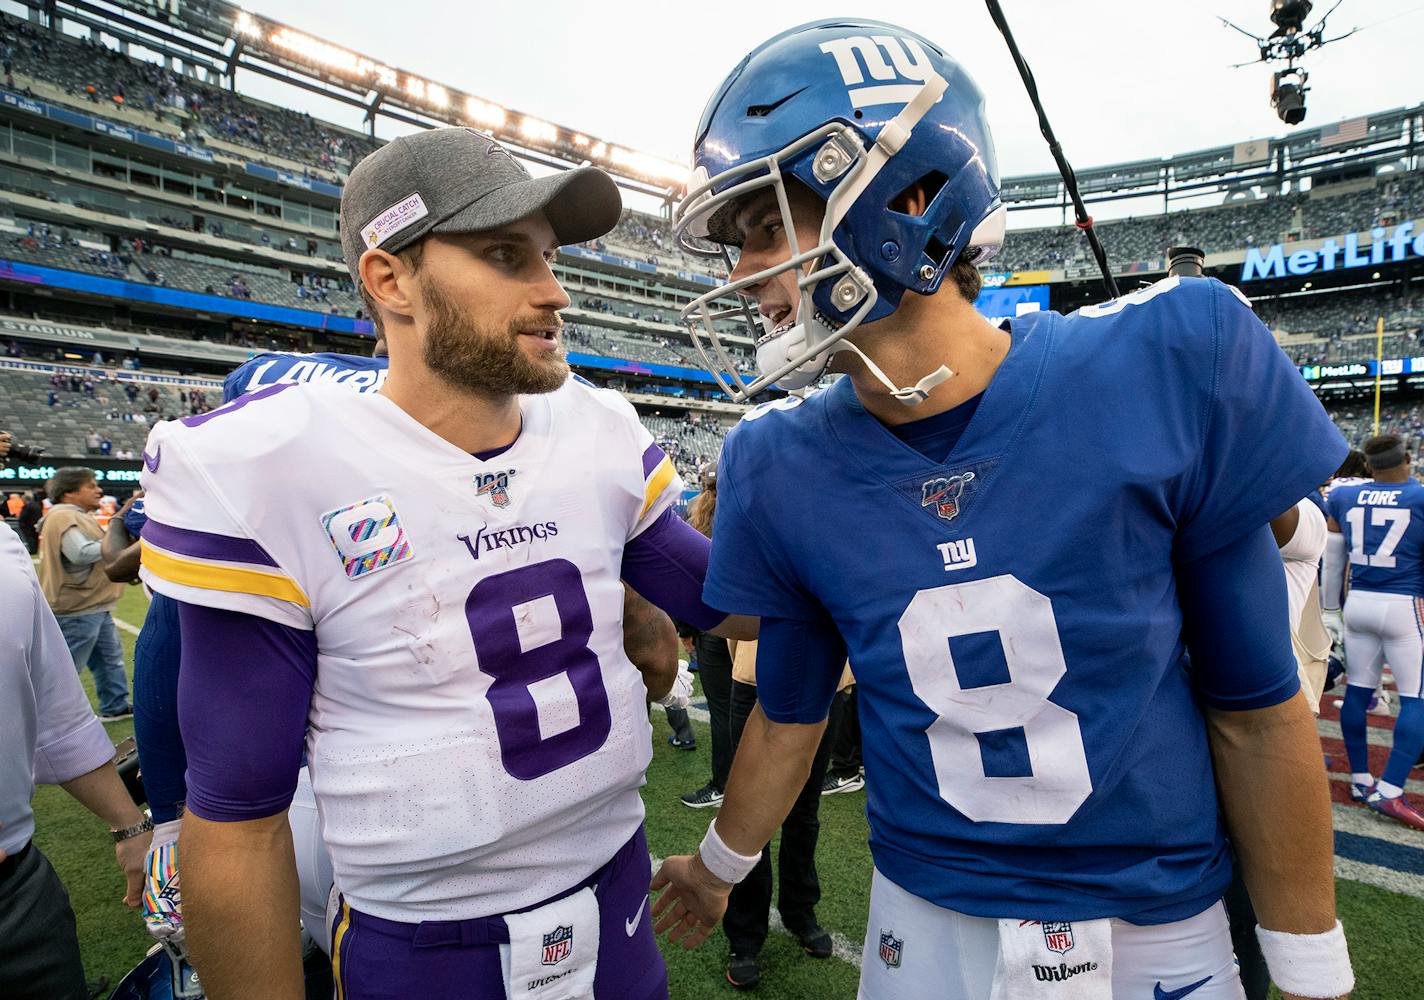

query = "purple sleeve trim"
[181, 382, 293, 427]
[641, 442, 667, 478]
[144, 518, 280, 567]
[621, 508, 724, 632]
[176, 601, 316, 822]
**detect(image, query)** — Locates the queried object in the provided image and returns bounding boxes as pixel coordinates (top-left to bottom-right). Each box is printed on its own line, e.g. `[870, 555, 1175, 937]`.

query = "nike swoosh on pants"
[1154, 975, 1212, 1000]
[625, 896, 648, 936]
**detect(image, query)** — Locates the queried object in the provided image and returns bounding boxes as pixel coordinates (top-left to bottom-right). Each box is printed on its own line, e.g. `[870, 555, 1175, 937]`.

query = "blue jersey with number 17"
[705, 277, 1346, 924]
[1326, 478, 1424, 596]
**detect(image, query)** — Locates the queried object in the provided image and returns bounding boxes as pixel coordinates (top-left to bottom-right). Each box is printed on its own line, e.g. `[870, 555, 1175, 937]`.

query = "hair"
[947, 257, 983, 303]
[1363, 434, 1408, 471]
[1333, 449, 1369, 480]
[358, 241, 425, 336]
[687, 488, 717, 538]
[47, 466, 96, 504]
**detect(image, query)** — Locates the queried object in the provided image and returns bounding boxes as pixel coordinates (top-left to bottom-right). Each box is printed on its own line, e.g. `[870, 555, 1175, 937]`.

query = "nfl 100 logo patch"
[473, 468, 517, 508]
[921, 471, 975, 522]
[320, 495, 413, 580]
[1041, 921, 1074, 955]
[878, 930, 903, 969]
[541, 925, 573, 966]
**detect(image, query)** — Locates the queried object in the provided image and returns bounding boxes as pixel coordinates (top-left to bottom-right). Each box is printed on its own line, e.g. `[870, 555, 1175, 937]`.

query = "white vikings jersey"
[137, 377, 682, 921]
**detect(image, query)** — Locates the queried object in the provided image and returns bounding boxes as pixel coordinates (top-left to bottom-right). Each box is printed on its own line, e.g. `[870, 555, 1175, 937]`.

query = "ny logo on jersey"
[818, 35, 935, 109]
[922, 472, 975, 522]
[936, 537, 977, 572]
[878, 930, 903, 969]
[321, 495, 413, 580]
[542, 925, 573, 966]
[1041, 921, 1074, 955]
[474, 468, 517, 508]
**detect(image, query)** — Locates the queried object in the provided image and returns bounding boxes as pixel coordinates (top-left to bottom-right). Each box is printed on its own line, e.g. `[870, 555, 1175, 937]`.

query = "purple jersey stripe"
[641, 442, 667, 479]
[143, 518, 281, 568]
[182, 381, 294, 427]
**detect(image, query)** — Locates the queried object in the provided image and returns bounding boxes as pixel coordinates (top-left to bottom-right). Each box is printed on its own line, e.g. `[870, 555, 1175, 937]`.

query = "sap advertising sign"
[1242, 223, 1422, 281]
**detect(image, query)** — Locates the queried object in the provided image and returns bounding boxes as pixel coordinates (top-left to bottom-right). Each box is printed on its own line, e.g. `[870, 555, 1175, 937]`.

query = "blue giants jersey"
[222, 351, 388, 402]
[1326, 478, 1424, 596]
[705, 277, 1346, 923]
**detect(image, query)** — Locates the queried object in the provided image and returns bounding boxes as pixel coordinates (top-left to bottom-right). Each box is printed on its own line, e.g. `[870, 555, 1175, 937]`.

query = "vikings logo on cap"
[474, 469, 517, 508]
[921, 471, 975, 522]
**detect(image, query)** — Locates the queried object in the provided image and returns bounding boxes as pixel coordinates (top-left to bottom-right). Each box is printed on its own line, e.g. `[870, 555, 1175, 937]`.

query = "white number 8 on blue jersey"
[898, 575, 1092, 824]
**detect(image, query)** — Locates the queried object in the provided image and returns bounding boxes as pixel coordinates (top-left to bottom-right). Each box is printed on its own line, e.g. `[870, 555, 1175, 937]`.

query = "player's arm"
[101, 493, 143, 583]
[173, 601, 314, 1000]
[1177, 523, 1350, 1000]
[651, 613, 844, 947]
[1321, 514, 1347, 614]
[622, 583, 679, 701]
[621, 506, 758, 642]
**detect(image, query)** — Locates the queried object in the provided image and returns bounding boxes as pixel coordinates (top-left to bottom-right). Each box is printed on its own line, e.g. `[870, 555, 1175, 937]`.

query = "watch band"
[111, 815, 153, 843]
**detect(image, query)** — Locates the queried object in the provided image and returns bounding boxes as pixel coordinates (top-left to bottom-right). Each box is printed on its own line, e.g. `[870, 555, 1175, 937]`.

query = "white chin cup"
[755, 313, 839, 391]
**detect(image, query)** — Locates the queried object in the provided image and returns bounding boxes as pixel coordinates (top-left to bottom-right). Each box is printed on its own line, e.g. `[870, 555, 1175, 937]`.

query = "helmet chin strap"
[828, 340, 954, 405]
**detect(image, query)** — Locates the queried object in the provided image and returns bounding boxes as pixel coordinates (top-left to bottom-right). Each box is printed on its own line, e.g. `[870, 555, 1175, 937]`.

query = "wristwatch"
[111, 816, 153, 843]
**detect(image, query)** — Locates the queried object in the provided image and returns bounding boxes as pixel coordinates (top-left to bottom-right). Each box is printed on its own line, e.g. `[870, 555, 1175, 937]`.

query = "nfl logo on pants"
[542, 925, 573, 966]
[1042, 921, 1074, 955]
[879, 930, 903, 969]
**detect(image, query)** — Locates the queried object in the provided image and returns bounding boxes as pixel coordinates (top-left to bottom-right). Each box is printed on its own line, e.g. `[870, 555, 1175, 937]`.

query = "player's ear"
[358, 248, 417, 324]
[888, 181, 931, 218]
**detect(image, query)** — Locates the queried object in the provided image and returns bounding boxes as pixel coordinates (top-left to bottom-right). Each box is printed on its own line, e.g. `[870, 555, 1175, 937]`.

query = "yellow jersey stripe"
[640, 456, 676, 519]
[140, 540, 311, 608]
[331, 899, 351, 1000]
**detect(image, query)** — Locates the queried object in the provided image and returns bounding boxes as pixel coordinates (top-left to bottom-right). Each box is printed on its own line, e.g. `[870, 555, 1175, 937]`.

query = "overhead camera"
[1270, 0, 1314, 36]
[1271, 67, 1309, 125]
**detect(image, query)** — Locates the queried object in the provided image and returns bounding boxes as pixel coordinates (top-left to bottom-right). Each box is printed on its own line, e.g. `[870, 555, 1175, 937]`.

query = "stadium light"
[520, 116, 559, 144]
[465, 97, 507, 129]
[233, 11, 260, 38]
[426, 84, 449, 110]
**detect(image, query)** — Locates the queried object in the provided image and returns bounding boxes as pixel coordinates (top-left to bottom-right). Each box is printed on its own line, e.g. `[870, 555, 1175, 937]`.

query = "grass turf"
[33, 584, 1423, 998]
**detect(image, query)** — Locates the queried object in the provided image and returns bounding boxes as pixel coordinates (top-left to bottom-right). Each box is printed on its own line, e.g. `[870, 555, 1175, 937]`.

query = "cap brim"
[430, 166, 622, 247]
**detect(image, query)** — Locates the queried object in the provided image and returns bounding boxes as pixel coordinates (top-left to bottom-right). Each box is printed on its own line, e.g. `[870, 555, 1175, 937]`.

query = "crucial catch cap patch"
[362, 192, 429, 249]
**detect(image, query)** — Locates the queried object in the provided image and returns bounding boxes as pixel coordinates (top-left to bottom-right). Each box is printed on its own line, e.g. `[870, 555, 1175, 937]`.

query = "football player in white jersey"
[137, 127, 750, 1000]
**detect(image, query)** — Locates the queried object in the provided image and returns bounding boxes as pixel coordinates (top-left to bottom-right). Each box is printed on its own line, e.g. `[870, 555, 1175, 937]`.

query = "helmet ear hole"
[887, 171, 949, 218]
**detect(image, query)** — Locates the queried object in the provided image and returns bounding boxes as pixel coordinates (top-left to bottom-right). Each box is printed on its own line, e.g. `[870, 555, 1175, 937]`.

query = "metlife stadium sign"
[1241, 222, 1423, 281]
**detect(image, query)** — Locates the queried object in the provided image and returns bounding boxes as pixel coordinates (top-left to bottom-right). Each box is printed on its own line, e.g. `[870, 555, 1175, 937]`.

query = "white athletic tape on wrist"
[1255, 920, 1354, 998]
[697, 820, 761, 885]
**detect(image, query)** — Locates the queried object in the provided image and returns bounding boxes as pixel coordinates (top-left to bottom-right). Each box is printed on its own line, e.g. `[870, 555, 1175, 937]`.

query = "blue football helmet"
[675, 19, 1005, 402]
[108, 942, 203, 1000]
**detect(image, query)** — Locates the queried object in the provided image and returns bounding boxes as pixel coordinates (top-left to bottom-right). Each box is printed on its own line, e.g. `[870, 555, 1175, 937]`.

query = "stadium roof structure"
[9, 0, 1423, 213]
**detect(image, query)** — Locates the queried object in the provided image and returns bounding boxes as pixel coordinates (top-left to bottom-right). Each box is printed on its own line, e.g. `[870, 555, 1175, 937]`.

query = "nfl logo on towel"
[879, 930, 903, 969]
[1042, 921, 1074, 955]
[542, 925, 573, 966]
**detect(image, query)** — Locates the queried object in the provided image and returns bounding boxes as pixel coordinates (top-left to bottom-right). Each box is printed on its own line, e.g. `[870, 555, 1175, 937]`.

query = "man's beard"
[420, 280, 569, 396]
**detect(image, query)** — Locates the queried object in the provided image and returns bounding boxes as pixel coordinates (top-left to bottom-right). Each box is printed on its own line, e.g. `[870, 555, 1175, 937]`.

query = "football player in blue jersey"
[1323, 434, 1424, 831]
[650, 20, 1353, 1000]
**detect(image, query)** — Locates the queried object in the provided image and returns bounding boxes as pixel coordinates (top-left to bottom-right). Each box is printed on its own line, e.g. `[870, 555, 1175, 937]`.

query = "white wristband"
[1256, 920, 1354, 998]
[697, 820, 761, 885]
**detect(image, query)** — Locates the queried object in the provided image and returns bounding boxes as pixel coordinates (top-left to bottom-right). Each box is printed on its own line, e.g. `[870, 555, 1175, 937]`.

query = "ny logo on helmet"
[818, 35, 935, 108]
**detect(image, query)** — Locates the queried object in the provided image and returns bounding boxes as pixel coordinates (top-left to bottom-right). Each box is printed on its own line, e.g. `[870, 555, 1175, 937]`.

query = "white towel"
[991, 917, 1113, 1000]
[503, 887, 600, 1000]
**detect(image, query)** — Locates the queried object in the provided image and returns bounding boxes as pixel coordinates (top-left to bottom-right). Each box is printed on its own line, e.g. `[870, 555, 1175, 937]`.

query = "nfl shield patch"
[542, 924, 573, 966]
[1041, 921, 1074, 955]
[920, 472, 975, 522]
[878, 930, 903, 969]
[474, 468, 517, 508]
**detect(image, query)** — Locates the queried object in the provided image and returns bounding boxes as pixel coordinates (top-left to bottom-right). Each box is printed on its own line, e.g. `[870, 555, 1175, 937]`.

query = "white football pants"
[288, 766, 337, 955]
[857, 867, 1244, 1000]
[1343, 589, 1424, 696]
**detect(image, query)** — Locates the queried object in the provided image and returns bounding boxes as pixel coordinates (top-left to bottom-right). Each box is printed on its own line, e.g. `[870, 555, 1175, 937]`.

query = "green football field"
[33, 584, 1424, 999]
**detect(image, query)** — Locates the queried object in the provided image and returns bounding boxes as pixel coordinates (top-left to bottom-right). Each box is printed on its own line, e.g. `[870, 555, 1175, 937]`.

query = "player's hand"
[1322, 608, 1343, 647]
[0, 431, 11, 459]
[650, 853, 732, 949]
[116, 831, 147, 907]
[117, 489, 144, 515]
[680, 636, 695, 655]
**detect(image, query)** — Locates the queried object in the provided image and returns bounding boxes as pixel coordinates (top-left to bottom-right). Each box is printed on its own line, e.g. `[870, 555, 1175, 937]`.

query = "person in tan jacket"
[37, 467, 131, 720]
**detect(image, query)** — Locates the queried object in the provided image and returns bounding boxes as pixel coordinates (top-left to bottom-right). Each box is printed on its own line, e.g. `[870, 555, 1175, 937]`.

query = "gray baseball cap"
[339, 126, 622, 283]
